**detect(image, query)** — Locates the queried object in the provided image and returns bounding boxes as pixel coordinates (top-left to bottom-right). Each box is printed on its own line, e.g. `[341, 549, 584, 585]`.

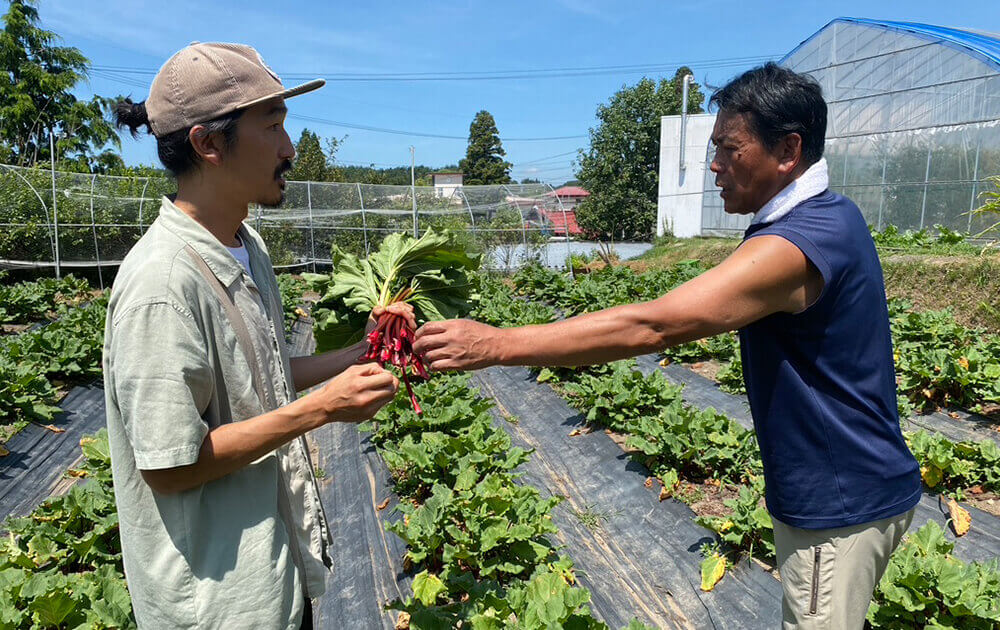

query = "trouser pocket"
[809, 546, 821, 615]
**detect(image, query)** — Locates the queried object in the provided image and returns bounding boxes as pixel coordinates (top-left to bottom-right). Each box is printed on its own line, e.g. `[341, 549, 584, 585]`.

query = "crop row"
[365, 371, 651, 629]
[0, 296, 107, 439]
[0, 274, 94, 328]
[511, 262, 1000, 418]
[480, 275, 1000, 627]
[0, 430, 134, 629]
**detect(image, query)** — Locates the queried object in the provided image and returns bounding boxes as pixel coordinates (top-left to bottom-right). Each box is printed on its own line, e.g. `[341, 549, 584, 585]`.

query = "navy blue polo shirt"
[740, 190, 921, 530]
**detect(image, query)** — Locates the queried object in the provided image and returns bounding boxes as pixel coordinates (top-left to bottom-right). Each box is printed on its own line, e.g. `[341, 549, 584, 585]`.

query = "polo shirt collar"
[157, 196, 246, 287]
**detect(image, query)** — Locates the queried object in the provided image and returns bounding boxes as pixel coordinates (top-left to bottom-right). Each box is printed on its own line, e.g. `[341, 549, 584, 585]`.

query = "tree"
[575, 68, 704, 242]
[324, 137, 344, 182]
[337, 164, 451, 186]
[459, 110, 511, 185]
[0, 0, 120, 169]
[287, 129, 327, 181]
[519, 177, 541, 184]
[285, 129, 348, 182]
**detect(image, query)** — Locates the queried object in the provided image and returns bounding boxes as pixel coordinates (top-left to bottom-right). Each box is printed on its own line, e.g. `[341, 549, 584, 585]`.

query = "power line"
[289, 114, 587, 142]
[87, 52, 774, 143]
[84, 69, 590, 142]
[511, 157, 577, 169]
[89, 54, 776, 83]
[89, 69, 150, 90]
[511, 150, 579, 166]
[513, 164, 579, 174]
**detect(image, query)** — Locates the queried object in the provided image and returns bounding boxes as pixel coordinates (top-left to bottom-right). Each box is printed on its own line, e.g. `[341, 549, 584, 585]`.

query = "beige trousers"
[772, 507, 915, 630]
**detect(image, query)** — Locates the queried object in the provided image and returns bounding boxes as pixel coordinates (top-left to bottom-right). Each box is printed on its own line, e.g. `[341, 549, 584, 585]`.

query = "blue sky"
[13, 0, 1000, 184]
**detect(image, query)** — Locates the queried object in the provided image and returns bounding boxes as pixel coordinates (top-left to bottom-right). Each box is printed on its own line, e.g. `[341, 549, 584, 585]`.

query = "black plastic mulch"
[309, 420, 411, 629]
[473, 365, 782, 630]
[289, 316, 413, 629]
[0, 384, 106, 527]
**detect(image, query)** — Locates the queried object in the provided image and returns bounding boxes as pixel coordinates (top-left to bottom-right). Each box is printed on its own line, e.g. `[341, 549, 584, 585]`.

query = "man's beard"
[260, 159, 293, 209]
[260, 192, 284, 209]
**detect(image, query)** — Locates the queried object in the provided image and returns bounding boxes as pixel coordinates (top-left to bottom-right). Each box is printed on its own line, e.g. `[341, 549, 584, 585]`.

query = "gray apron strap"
[183, 245, 270, 410]
[185, 245, 322, 597]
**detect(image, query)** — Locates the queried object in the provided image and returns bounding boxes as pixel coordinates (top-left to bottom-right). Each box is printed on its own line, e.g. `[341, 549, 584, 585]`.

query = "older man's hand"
[412, 319, 503, 372]
[366, 302, 418, 335]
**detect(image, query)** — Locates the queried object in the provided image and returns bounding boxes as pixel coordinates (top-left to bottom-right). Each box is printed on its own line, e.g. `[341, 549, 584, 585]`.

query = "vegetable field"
[3, 234, 1000, 629]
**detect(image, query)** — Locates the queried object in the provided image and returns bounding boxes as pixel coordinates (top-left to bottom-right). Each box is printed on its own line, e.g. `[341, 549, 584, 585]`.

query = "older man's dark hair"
[711, 62, 827, 167]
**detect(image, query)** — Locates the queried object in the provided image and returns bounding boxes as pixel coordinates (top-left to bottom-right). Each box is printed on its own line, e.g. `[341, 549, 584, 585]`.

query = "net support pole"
[49, 136, 61, 279]
[307, 181, 317, 272]
[89, 174, 104, 289]
[358, 182, 369, 255]
[919, 145, 932, 230]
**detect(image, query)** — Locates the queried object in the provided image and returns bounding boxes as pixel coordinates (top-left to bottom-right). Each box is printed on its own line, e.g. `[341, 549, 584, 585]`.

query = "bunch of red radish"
[362, 307, 429, 415]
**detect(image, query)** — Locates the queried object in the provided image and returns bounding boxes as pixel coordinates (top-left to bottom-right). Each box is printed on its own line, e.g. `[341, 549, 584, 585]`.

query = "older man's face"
[709, 112, 787, 215]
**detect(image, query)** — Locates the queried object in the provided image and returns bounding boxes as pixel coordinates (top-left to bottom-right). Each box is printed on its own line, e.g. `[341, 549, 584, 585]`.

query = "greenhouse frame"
[0, 165, 574, 285]
[700, 17, 1000, 235]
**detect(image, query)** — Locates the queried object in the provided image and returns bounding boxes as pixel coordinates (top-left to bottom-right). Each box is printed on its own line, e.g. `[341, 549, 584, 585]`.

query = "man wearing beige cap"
[105, 43, 408, 629]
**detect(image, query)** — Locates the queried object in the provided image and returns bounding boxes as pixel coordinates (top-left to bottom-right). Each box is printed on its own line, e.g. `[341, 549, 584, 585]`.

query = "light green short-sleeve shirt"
[103, 198, 331, 629]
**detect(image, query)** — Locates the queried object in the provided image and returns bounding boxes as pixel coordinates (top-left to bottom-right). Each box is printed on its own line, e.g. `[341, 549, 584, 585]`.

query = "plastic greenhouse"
[701, 18, 1000, 235]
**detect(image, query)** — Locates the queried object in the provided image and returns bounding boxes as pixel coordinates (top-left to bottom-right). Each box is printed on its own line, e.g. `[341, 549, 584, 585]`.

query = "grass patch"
[629, 236, 737, 271]
[881, 254, 1000, 331]
[621, 235, 1000, 333]
[571, 503, 617, 532]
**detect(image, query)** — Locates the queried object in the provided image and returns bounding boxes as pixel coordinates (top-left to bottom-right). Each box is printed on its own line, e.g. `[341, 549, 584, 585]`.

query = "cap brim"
[237, 78, 325, 110]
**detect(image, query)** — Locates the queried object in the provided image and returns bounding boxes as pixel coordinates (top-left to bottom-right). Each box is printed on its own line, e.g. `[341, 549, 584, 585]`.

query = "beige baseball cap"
[145, 42, 324, 137]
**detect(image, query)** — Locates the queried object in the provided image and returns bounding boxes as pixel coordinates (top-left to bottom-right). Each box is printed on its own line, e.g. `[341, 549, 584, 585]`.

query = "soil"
[687, 481, 740, 518]
[961, 491, 1000, 518]
[687, 360, 723, 382]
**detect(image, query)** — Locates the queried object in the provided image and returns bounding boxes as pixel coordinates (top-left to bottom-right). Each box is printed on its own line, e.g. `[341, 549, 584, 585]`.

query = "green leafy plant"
[0, 429, 136, 629]
[560, 360, 679, 434]
[275, 273, 308, 336]
[0, 275, 92, 326]
[868, 520, 1000, 628]
[0, 296, 107, 432]
[715, 357, 745, 395]
[471, 274, 556, 328]
[695, 476, 774, 562]
[365, 372, 636, 629]
[307, 229, 480, 352]
[908, 430, 1000, 496]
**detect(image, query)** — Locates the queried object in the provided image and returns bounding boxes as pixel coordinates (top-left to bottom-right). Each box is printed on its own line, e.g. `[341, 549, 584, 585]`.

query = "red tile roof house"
[542, 186, 589, 236]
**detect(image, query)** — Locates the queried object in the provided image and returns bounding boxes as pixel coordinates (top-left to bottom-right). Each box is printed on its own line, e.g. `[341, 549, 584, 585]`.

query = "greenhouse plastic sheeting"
[702, 18, 1000, 235]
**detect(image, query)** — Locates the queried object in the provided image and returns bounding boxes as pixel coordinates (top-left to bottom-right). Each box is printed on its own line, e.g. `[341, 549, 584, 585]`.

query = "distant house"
[431, 172, 463, 198]
[541, 208, 582, 237]
[541, 185, 589, 236]
[546, 185, 590, 210]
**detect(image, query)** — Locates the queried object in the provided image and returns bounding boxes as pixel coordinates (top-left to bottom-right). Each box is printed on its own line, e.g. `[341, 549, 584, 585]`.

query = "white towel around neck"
[751, 157, 829, 225]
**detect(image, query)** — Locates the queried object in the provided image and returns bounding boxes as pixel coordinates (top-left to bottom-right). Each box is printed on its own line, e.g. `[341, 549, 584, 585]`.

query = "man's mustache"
[276, 160, 293, 179]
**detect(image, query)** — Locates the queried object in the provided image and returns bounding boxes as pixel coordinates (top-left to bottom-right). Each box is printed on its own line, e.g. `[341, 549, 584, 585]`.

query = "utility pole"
[410, 146, 418, 238]
[679, 74, 694, 175]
